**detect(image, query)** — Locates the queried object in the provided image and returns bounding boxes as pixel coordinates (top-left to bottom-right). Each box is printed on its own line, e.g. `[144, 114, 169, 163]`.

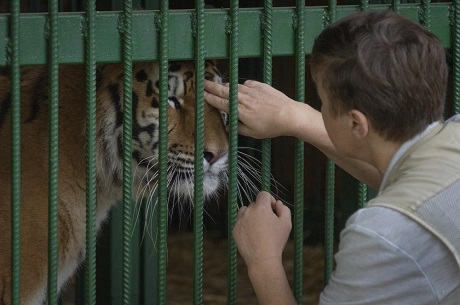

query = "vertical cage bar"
[360, 0, 369, 11]
[356, 0, 368, 208]
[121, 0, 133, 302]
[323, 0, 336, 285]
[420, 0, 432, 30]
[358, 0, 369, 210]
[157, 0, 169, 304]
[84, 0, 97, 302]
[193, 0, 205, 304]
[327, 0, 337, 26]
[228, 0, 239, 304]
[357, 183, 367, 208]
[293, 1, 305, 303]
[47, 0, 60, 302]
[355, 0, 368, 209]
[454, 0, 460, 114]
[9, 0, 21, 303]
[324, 165, 335, 282]
[392, 0, 401, 13]
[261, 0, 272, 192]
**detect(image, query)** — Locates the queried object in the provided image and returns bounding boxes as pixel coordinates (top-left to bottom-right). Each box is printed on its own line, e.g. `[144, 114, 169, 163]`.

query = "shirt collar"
[379, 120, 441, 192]
[379, 115, 460, 191]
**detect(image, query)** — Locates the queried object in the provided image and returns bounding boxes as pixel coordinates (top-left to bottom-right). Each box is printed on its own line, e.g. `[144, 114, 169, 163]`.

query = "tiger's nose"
[204, 149, 227, 164]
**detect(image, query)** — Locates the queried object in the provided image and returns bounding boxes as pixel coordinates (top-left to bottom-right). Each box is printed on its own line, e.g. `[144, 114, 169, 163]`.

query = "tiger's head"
[96, 61, 228, 202]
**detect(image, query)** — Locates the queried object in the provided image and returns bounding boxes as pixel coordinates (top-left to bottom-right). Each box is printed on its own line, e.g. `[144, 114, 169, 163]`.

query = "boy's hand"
[232, 191, 292, 270]
[204, 80, 299, 139]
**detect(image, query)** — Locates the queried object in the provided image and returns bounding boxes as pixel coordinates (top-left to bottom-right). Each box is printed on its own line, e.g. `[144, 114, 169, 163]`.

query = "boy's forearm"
[247, 261, 298, 305]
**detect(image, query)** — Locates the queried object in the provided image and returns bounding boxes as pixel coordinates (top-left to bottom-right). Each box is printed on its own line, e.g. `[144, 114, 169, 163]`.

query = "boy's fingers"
[273, 200, 290, 220]
[243, 79, 261, 88]
[256, 191, 273, 203]
[204, 91, 229, 113]
[237, 206, 248, 217]
[204, 80, 229, 98]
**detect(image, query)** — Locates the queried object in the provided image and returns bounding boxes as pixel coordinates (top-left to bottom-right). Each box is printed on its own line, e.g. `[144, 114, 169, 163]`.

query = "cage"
[1, 0, 459, 304]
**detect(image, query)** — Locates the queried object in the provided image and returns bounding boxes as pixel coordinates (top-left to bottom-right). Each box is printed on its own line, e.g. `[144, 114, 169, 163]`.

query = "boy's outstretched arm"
[204, 80, 382, 189]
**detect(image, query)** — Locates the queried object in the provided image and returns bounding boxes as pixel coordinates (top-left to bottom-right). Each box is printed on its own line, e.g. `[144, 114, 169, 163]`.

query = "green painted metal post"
[158, 0, 169, 304]
[324, 0, 337, 285]
[358, 0, 369, 210]
[261, 0, 273, 193]
[360, 0, 369, 11]
[294, 1, 305, 303]
[392, 0, 401, 13]
[47, 0, 60, 302]
[454, 0, 460, 114]
[193, 1, 206, 304]
[420, 0, 432, 30]
[228, 1, 240, 304]
[0, 8, 456, 66]
[84, 0, 98, 303]
[9, 0, 21, 303]
[121, 0, 134, 303]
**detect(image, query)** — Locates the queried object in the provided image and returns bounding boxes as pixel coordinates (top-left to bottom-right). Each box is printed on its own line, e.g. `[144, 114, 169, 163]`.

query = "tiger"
[0, 60, 231, 305]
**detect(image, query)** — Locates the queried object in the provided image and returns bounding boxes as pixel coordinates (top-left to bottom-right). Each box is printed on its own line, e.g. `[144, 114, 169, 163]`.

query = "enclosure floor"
[61, 232, 324, 304]
[167, 232, 324, 305]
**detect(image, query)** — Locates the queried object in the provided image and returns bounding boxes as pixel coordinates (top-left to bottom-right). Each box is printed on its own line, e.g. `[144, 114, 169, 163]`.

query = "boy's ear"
[348, 110, 369, 139]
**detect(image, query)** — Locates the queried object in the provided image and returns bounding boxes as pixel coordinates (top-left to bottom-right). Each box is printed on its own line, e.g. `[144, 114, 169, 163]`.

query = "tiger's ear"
[205, 59, 218, 69]
[205, 59, 230, 82]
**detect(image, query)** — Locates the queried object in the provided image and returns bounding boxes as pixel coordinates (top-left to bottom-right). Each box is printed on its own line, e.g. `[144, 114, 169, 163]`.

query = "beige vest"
[368, 121, 460, 267]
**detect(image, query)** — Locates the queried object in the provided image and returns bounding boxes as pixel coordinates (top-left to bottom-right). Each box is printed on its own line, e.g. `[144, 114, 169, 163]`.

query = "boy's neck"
[366, 135, 403, 178]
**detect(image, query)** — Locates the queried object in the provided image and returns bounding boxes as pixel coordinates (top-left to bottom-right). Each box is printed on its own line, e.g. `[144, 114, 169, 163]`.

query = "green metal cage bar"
[357, 183, 368, 208]
[0, 6, 454, 66]
[157, 0, 169, 304]
[193, 0, 206, 304]
[47, 0, 59, 303]
[293, 1, 306, 303]
[392, 0, 401, 12]
[84, 0, 97, 303]
[323, 94, 335, 276]
[324, 0, 337, 284]
[9, 0, 21, 303]
[358, 0, 369, 209]
[420, 0, 432, 29]
[121, 0, 134, 303]
[261, 0, 273, 193]
[227, 1, 239, 304]
[361, 0, 370, 10]
[454, 0, 460, 114]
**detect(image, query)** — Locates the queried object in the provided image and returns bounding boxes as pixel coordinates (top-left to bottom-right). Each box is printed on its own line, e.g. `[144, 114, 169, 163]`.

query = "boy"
[205, 10, 460, 304]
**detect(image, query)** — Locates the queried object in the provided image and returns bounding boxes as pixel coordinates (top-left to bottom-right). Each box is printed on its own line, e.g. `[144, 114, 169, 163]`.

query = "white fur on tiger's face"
[0, 61, 233, 305]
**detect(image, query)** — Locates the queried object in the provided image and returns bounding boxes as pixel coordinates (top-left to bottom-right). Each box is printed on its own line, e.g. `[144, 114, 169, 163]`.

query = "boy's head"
[310, 10, 448, 142]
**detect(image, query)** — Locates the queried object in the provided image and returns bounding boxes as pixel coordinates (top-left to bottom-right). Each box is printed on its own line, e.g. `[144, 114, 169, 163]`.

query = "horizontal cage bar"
[0, 5, 454, 66]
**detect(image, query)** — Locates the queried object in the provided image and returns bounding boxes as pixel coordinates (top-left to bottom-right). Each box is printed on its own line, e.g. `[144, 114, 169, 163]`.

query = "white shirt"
[319, 116, 460, 305]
